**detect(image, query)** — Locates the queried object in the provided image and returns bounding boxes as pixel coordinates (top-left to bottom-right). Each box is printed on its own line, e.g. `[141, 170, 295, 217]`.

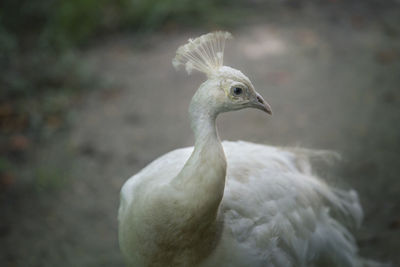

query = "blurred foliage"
[45, 0, 238, 48]
[34, 166, 68, 192]
[0, 0, 238, 101]
[0, 0, 241, 165]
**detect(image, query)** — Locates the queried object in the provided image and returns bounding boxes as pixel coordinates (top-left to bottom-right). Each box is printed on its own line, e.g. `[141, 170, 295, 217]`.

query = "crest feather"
[172, 31, 232, 76]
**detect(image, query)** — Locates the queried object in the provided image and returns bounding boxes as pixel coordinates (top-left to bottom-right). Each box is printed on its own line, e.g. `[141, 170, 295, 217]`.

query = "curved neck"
[171, 89, 227, 217]
[188, 83, 223, 148]
[190, 104, 219, 147]
[154, 85, 227, 266]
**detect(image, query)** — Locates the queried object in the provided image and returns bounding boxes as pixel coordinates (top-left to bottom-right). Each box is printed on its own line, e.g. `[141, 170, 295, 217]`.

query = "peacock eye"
[232, 87, 243, 95]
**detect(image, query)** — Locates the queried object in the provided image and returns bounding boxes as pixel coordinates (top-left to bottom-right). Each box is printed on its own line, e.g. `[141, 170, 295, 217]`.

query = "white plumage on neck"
[119, 81, 229, 267]
[189, 83, 220, 145]
[171, 80, 227, 233]
[176, 78, 232, 193]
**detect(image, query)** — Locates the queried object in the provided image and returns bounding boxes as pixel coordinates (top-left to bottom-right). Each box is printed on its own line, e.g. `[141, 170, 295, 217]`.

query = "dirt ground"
[1, 3, 400, 267]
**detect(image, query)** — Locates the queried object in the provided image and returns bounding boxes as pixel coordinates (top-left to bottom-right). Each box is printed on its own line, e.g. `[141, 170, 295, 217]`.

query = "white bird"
[118, 31, 383, 267]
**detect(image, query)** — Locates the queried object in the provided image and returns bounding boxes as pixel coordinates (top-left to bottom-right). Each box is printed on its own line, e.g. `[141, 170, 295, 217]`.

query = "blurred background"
[1, 0, 399, 266]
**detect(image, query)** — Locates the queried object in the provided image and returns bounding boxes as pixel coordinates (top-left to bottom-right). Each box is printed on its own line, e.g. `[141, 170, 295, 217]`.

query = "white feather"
[172, 31, 232, 76]
[118, 31, 389, 267]
[119, 141, 372, 267]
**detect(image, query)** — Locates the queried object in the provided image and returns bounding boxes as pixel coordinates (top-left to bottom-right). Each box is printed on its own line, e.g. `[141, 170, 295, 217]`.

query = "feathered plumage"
[172, 31, 232, 75]
[118, 32, 386, 267]
[120, 142, 370, 267]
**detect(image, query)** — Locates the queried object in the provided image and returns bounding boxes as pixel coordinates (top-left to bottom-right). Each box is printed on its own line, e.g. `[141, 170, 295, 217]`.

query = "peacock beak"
[253, 93, 272, 115]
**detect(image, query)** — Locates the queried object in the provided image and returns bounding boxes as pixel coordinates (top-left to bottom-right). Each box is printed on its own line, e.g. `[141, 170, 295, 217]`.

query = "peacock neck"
[191, 107, 219, 147]
[154, 85, 227, 266]
[171, 88, 227, 219]
[189, 83, 224, 150]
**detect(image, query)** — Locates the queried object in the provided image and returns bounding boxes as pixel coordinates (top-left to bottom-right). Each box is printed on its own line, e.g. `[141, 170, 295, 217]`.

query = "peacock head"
[172, 31, 272, 115]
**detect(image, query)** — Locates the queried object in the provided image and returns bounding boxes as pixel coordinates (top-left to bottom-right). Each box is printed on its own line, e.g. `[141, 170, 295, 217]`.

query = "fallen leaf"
[46, 115, 63, 129]
[0, 172, 15, 188]
[9, 134, 30, 151]
[0, 103, 13, 117]
[389, 218, 400, 230]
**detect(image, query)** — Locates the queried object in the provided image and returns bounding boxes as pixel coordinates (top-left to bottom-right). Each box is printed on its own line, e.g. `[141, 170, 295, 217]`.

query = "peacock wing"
[217, 141, 363, 267]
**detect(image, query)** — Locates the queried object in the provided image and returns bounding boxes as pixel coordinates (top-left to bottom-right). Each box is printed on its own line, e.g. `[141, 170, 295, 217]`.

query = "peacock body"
[118, 32, 384, 267]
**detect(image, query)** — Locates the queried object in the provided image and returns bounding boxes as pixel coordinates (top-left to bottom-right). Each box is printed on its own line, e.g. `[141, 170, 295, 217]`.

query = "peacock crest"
[172, 31, 232, 76]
